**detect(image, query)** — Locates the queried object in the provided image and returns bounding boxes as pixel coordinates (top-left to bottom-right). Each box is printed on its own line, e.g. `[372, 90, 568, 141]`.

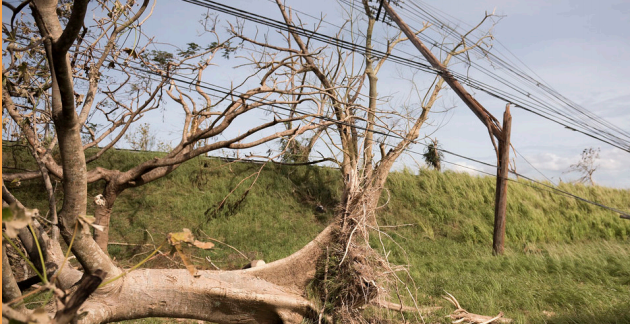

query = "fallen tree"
[2, 0, 506, 322]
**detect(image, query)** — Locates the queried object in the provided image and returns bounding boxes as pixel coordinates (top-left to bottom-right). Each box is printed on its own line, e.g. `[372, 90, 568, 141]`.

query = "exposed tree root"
[444, 292, 512, 324]
[368, 300, 442, 314]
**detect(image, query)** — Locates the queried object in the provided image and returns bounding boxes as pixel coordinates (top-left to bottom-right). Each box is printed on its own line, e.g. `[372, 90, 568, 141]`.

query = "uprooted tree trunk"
[78, 218, 337, 323]
[81, 269, 315, 323]
[74, 173, 396, 323]
[5, 158, 396, 323]
[3, 186, 392, 324]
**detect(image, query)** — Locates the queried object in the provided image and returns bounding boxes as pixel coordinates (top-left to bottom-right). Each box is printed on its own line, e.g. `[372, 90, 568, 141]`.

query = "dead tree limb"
[444, 292, 512, 324]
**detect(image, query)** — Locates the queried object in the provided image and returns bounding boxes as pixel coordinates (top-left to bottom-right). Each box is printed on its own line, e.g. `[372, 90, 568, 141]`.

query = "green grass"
[374, 238, 630, 323]
[4, 143, 630, 323]
[383, 169, 630, 245]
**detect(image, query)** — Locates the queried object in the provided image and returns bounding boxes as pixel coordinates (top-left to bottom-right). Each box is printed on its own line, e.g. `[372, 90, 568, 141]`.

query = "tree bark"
[30, 0, 120, 278]
[2, 245, 25, 308]
[363, 12, 378, 179]
[493, 105, 512, 255]
[78, 269, 315, 324]
[245, 224, 334, 292]
[93, 182, 122, 253]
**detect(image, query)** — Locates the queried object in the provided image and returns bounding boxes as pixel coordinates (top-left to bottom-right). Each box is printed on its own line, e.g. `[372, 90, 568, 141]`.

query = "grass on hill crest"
[4, 144, 630, 323]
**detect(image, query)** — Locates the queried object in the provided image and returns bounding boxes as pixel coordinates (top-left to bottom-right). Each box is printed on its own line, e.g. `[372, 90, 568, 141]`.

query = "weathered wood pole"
[381, 1, 514, 254]
[492, 104, 512, 255]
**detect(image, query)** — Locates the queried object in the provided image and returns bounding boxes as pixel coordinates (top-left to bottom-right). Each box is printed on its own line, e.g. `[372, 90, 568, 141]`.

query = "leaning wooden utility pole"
[493, 104, 512, 255]
[380, 1, 511, 254]
[380, 1, 502, 138]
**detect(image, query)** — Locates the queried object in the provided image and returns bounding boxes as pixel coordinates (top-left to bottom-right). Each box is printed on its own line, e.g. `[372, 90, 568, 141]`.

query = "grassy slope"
[4, 144, 630, 323]
[375, 170, 630, 324]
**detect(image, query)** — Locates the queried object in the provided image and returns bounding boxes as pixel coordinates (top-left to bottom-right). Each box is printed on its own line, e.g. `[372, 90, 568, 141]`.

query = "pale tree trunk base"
[77, 224, 338, 324]
[79, 269, 316, 324]
[245, 224, 334, 293]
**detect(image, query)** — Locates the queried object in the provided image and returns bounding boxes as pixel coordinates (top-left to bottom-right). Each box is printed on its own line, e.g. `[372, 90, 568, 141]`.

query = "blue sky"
[416, 0, 630, 187]
[137, 0, 630, 188]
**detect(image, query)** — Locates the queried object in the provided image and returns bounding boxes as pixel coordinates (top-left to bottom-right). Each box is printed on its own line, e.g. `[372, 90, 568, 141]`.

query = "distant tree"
[566, 147, 600, 185]
[124, 123, 156, 151]
[423, 138, 444, 171]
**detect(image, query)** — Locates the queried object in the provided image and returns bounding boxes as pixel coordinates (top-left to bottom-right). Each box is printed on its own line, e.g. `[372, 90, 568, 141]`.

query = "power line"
[438, 159, 630, 219]
[116, 58, 562, 185]
[512, 146, 556, 185]
[398, 0, 630, 142]
[338, 0, 630, 150]
[117, 61, 629, 219]
[271, 0, 604, 144]
[248, 0, 618, 188]
[119, 61, 502, 173]
[179, 0, 630, 153]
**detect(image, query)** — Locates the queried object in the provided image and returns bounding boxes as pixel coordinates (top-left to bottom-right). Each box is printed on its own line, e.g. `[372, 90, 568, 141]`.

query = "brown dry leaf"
[167, 229, 200, 277]
[168, 228, 195, 245]
[172, 241, 198, 277]
[192, 240, 215, 250]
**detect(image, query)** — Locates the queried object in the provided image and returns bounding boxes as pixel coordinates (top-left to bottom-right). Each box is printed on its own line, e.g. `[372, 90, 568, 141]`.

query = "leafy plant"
[423, 137, 444, 171]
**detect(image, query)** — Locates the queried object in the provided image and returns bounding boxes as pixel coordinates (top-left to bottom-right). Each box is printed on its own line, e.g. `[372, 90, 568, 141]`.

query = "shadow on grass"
[274, 164, 340, 222]
[546, 302, 630, 324]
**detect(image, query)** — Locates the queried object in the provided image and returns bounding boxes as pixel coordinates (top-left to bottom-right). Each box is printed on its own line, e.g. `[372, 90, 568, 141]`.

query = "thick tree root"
[444, 292, 512, 324]
[369, 300, 442, 314]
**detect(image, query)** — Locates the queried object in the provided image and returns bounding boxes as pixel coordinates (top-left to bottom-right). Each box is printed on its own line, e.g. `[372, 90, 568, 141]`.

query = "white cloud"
[598, 148, 630, 171]
[447, 161, 493, 176]
[519, 148, 630, 188]
[528, 152, 576, 171]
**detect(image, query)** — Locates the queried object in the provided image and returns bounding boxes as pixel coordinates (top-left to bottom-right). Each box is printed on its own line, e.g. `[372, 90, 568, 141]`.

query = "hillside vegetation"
[4, 143, 630, 323]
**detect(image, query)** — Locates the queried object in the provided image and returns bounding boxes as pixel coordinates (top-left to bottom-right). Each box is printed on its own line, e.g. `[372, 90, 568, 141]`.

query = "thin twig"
[379, 224, 416, 228]
[198, 229, 249, 260]
[108, 242, 156, 246]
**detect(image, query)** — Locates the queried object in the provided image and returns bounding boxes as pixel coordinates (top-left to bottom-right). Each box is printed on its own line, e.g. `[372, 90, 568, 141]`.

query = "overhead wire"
[399, 0, 630, 142]
[252, 0, 615, 187]
[402, 4, 629, 148]
[339, 0, 630, 150]
[180, 0, 630, 153]
[512, 146, 556, 185]
[434, 158, 630, 219]
[275, 0, 605, 142]
[116, 59, 559, 179]
[115, 60, 629, 219]
[69, 1, 628, 218]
